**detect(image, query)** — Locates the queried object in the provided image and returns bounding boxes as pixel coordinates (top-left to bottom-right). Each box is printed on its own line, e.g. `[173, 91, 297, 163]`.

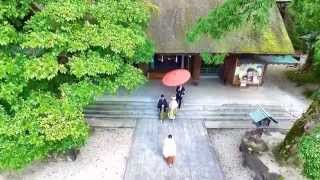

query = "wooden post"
[223, 55, 238, 86]
[261, 64, 268, 85]
[181, 55, 185, 69]
[138, 63, 149, 76]
[192, 55, 202, 85]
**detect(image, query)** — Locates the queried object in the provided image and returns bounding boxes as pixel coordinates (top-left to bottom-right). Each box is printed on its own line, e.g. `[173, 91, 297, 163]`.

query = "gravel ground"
[208, 129, 254, 180]
[5, 128, 133, 180]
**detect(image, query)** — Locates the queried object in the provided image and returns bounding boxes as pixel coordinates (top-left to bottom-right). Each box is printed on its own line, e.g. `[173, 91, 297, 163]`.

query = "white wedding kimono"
[168, 99, 178, 120]
[163, 137, 177, 158]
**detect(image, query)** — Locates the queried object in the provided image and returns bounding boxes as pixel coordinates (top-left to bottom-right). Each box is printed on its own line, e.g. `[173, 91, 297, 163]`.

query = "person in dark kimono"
[176, 85, 185, 109]
[157, 94, 168, 112]
[158, 94, 168, 123]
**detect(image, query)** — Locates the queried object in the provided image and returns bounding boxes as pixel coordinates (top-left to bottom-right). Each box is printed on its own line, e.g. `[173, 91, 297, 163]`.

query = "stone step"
[180, 115, 292, 120]
[202, 116, 291, 121]
[92, 101, 154, 106]
[90, 101, 285, 107]
[85, 115, 292, 122]
[87, 119, 136, 128]
[85, 114, 293, 122]
[89, 101, 286, 109]
[84, 109, 292, 117]
[85, 106, 288, 113]
[92, 101, 285, 107]
[86, 118, 292, 129]
[85, 115, 157, 119]
[205, 120, 293, 129]
[85, 101, 295, 129]
[86, 104, 288, 109]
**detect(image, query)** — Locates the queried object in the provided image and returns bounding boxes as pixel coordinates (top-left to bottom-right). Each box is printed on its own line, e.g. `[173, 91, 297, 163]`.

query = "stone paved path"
[124, 118, 224, 180]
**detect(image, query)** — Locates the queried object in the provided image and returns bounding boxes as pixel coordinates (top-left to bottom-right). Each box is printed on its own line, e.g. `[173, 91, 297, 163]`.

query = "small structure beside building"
[139, 0, 296, 87]
[250, 106, 279, 129]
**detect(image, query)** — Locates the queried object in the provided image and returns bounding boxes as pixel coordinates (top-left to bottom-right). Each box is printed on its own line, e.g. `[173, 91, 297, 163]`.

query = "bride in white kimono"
[168, 96, 178, 120]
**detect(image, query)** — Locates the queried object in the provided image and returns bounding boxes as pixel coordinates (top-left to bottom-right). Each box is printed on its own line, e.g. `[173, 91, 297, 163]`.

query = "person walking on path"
[157, 94, 168, 112]
[168, 96, 178, 121]
[162, 134, 176, 168]
[157, 94, 168, 123]
[176, 85, 185, 109]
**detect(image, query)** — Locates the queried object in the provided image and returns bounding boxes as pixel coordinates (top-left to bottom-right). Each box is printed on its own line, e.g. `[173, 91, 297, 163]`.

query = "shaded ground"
[208, 129, 307, 180]
[5, 129, 133, 180]
[208, 129, 254, 180]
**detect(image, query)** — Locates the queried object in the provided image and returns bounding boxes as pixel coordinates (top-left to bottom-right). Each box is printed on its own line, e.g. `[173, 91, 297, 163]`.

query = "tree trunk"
[302, 48, 314, 71]
[277, 100, 320, 161]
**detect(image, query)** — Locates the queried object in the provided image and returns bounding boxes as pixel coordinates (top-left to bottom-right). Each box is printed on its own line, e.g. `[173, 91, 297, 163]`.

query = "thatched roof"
[148, 0, 295, 54]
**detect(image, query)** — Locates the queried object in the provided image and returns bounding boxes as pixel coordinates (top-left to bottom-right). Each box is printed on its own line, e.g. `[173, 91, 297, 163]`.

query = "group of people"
[157, 85, 186, 168]
[157, 85, 186, 123]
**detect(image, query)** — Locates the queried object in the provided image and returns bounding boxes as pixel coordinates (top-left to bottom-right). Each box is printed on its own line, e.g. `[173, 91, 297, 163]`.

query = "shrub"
[286, 70, 320, 86]
[298, 127, 320, 180]
[0, 93, 89, 170]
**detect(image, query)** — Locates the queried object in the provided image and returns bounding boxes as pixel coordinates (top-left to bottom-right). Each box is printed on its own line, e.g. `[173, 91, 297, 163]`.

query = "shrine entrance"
[147, 54, 192, 79]
[200, 62, 221, 78]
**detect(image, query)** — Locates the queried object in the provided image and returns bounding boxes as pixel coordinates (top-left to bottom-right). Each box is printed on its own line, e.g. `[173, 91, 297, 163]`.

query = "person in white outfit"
[162, 134, 176, 167]
[168, 96, 178, 120]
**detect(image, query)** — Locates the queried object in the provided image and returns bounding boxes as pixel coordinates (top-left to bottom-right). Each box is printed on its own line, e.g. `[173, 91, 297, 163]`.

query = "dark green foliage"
[279, 3, 320, 175]
[286, 70, 320, 86]
[288, 0, 320, 63]
[186, 0, 273, 65]
[290, 0, 320, 36]
[186, 0, 274, 42]
[200, 52, 226, 65]
[299, 127, 320, 180]
[0, 0, 154, 170]
[0, 93, 89, 169]
[280, 3, 320, 175]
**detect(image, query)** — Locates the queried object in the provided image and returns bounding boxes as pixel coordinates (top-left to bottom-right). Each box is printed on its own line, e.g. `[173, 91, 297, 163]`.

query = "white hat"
[171, 96, 176, 100]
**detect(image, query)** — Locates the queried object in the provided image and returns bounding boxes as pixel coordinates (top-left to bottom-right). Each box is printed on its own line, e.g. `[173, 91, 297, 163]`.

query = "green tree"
[186, 0, 274, 42]
[0, 0, 154, 170]
[186, 0, 274, 64]
[298, 126, 320, 180]
[187, 0, 320, 178]
[287, 0, 320, 70]
[277, 1, 320, 167]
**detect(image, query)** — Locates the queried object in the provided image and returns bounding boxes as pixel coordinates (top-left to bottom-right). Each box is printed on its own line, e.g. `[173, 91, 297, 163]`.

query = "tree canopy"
[186, 0, 274, 42]
[277, 1, 320, 179]
[0, 0, 154, 170]
[186, 0, 320, 179]
[186, 0, 274, 64]
[287, 0, 320, 66]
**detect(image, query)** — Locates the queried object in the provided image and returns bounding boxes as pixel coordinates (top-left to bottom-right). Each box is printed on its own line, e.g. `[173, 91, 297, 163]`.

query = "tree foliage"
[272, 3, 320, 179]
[186, 0, 320, 178]
[277, 100, 320, 160]
[200, 52, 226, 65]
[290, 0, 320, 37]
[0, 0, 154, 170]
[274, 2, 320, 179]
[186, 0, 273, 65]
[186, 0, 274, 42]
[288, 0, 320, 67]
[299, 127, 320, 180]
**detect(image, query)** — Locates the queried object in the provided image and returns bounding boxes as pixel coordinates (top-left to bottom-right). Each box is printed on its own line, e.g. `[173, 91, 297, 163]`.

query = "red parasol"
[162, 69, 191, 86]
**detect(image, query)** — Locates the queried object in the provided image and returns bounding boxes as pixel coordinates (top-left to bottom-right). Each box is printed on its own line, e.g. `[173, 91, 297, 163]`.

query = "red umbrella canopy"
[162, 69, 191, 86]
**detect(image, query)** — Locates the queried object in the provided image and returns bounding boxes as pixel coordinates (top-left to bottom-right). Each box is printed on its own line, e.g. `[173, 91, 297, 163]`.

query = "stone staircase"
[85, 100, 296, 129]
